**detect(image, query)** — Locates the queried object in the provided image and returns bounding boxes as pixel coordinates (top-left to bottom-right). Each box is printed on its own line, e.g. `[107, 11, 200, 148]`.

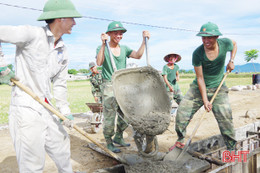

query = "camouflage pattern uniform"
[96, 44, 133, 149]
[101, 80, 128, 142]
[175, 83, 236, 150]
[89, 72, 102, 103]
[167, 83, 183, 105]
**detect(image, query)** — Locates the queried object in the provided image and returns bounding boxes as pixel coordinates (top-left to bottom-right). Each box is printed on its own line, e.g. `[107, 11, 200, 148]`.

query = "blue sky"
[1, 0, 260, 71]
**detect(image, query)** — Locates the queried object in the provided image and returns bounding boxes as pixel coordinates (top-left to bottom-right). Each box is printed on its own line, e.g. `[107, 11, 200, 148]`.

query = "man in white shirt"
[0, 0, 81, 172]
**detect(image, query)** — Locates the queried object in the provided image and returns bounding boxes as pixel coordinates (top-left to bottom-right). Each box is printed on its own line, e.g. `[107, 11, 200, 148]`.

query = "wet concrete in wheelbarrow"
[112, 66, 171, 136]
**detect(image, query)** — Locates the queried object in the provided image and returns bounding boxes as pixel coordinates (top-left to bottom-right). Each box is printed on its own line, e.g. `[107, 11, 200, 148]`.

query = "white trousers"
[9, 105, 73, 173]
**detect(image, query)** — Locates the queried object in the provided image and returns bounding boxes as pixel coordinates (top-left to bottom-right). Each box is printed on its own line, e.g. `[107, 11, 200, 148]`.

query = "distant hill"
[233, 63, 260, 73]
[183, 63, 260, 73]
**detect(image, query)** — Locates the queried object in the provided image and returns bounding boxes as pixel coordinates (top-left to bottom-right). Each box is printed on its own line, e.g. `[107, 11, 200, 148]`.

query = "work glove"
[60, 114, 74, 129]
[0, 66, 18, 85]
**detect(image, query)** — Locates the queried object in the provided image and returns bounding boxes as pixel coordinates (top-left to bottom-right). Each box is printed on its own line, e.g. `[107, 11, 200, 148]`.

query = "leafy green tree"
[179, 69, 186, 73]
[186, 70, 194, 73]
[7, 64, 14, 71]
[78, 69, 88, 74]
[244, 49, 259, 72]
[97, 66, 102, 71]
[68, 69, 78, 75]
[179, 69, 194, 74]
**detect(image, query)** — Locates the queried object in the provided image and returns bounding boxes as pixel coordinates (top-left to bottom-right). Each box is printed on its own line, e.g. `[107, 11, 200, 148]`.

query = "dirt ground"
[0, 89, 260, 173]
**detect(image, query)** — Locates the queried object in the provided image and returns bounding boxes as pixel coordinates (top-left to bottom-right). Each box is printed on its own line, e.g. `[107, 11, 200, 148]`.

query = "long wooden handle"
[10, 79, 127, 165]
[176, 71, 230, 160]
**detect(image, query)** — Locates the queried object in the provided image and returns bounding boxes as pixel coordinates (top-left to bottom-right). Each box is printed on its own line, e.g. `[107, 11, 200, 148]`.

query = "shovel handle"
[145, 37, 150, 66]
[10, 78, 127, 165]
[105, 40, 117, 72]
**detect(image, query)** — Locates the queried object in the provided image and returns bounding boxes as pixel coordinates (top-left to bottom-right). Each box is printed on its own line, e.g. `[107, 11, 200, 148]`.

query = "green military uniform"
[96, 44, 133, 150]
[175, 38, 237, 150]
[162, 64, 183, 104]
[89, 72, 102, 103]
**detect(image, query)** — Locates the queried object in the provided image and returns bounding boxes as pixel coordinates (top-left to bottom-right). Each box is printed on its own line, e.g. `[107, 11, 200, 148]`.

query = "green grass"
[178, 76, 252, 94]
[0, 80, 95, 124]
[67, 80, 94, 113]
[0, 85, 11, 124]
[0, 73, 255, 124]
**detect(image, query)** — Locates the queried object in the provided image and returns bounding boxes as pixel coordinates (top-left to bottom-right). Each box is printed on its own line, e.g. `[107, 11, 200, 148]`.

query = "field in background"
[0, 73, 255, 124]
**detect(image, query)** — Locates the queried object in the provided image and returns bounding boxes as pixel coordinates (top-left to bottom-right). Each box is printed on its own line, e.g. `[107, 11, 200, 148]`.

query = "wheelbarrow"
[86, 103, 103, 133]
[86, 103, 103, 113]
[106, 38, 171, 157]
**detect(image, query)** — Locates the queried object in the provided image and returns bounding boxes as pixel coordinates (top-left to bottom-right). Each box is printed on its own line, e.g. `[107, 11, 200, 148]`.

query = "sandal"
[169, 141, 185, 151]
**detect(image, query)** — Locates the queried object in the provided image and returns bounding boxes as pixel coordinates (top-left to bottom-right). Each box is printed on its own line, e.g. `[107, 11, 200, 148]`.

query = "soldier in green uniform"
[96, 21, 150, 153]
[171, 22, 237, 151]
[162, 53, 183, 105]
[89, 62, 102, 103]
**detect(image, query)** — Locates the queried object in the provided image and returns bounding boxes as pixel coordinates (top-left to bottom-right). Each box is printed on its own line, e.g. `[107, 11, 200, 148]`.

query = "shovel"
[10, 78, 128, 165]
[174, 71, 230, 161]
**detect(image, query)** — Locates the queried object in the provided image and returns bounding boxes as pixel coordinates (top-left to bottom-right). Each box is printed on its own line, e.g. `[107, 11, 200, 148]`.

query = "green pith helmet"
[37, 0, 82, 21]
[196, 22, 222, 37]
[106, 21, 127, 33]
[89, 62, 96, 69]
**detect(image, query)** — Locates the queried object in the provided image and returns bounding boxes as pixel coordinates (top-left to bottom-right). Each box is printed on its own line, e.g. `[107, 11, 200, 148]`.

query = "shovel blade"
[163, 147, 191, 162]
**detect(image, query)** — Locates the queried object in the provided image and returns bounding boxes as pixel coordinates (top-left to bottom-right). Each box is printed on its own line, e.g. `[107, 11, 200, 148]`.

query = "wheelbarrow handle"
[145, 37, 150, 66]
[105, 40, 117, 72]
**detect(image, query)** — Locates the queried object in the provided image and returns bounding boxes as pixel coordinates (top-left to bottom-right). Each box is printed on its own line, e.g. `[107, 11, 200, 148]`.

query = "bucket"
[252, 74, 260, 85]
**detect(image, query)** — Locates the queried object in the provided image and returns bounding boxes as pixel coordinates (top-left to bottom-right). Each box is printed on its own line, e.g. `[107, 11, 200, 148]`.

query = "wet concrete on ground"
[94, 149, 210, 173]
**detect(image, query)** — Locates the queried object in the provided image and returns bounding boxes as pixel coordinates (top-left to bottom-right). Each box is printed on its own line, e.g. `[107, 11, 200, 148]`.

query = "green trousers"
[101, 80, 128, 141]
[168, 88, 183, 105]
[175, 83, 236, 150]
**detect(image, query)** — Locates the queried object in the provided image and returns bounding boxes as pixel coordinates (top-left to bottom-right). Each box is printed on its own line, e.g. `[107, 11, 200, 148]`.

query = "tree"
[78, 69, 88, 74]
[97, 66, 102, 71]
[179, 69, 186, 73]
[244, 49, 259, 72]
[68, 69, 78, 75]
[8, 64, 14, 71]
